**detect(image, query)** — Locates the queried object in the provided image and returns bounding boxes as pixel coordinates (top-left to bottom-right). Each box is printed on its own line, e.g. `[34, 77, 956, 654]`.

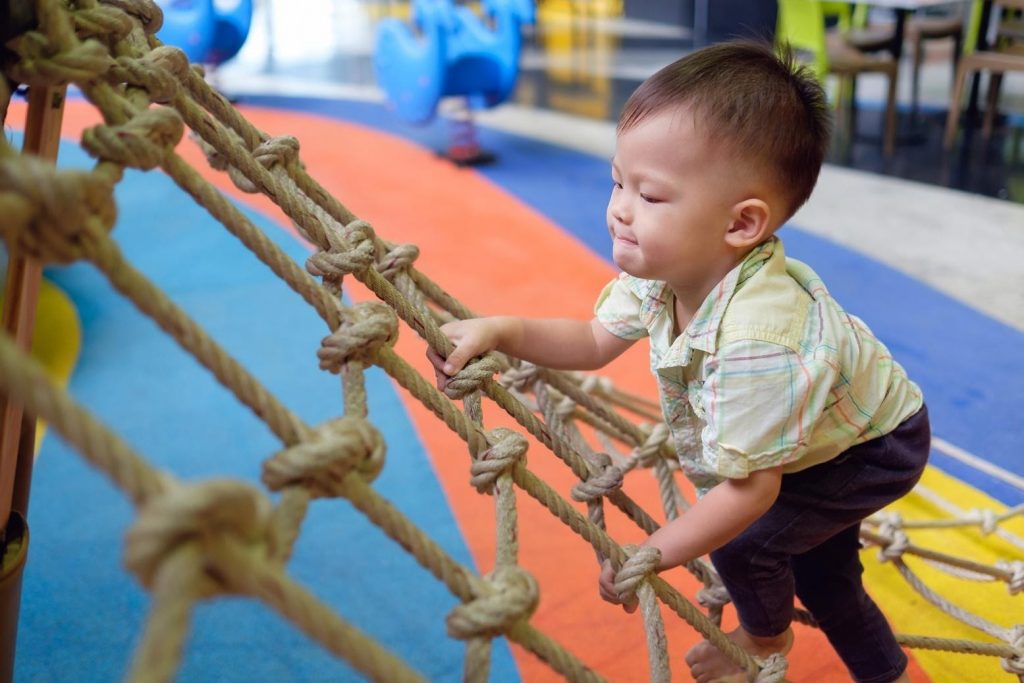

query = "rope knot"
[306, 220, 377, 294]
[123, 480, 271, 597]
[998, 560, 1024, 596]
[262, 416, 386, 494]
[872, 510, 902, 529]
[254, 136, 300, 169]
[446, 566, 539, 640]
[877, 528, 909, 562]
[499, 362, 540, 393]
[72, 5, 136, 42]
[443, 354, 501, 400]
[6, 32, 115, 86]
[318, 301, 399, 373]
[470, 428, 527, 494]
[376, 242, 420, 281]
[103, 0, 165, 33]
[612, 544, 662, 607]
[968, 508, 998, 535]
[630, 422, 670, 469]
[81, 107, 184, 169]
[0, 157, 116, 264]
[148, 45, 190, 81]
[223, 136, 300, 193]
[580, 374, 614, 397]
[1001, 625, 1024, 676]
[696, 582, 732, 611]
[110, 51, 182, 103]
[555, 393, 577, 419]
[754, 652, 789, 683]
[571, 453, 623, 503]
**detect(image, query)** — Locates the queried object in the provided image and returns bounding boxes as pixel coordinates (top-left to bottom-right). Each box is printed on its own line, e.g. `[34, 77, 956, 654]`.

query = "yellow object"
[863, 465, 1024, 683]
[0, 276, 81, 451]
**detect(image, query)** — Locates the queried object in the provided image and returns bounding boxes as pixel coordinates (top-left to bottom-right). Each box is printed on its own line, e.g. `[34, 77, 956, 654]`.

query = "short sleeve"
[594, 274, 649, 340]
[699, 340, 838, 478]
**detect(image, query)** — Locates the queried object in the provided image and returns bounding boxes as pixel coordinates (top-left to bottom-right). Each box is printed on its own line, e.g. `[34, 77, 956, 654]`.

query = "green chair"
[776, 0, 898, 155]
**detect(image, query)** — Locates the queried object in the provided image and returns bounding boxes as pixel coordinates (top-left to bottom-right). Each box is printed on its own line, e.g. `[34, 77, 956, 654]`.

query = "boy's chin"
[612, 253, 646, 278]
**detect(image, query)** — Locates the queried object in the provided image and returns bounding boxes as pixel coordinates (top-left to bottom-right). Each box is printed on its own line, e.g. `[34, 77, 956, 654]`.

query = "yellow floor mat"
[863, 465, 1023, 682]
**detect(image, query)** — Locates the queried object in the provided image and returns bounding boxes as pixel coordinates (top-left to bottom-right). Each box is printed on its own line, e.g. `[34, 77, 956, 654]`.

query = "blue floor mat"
[14, 136, 518, 682]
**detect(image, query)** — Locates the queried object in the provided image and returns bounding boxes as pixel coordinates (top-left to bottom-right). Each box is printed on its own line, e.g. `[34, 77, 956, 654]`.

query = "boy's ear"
[724, 198, 772, 248]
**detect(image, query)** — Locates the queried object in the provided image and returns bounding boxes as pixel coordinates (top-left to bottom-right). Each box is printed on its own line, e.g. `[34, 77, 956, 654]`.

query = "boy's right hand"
[427, 317, 507, 391]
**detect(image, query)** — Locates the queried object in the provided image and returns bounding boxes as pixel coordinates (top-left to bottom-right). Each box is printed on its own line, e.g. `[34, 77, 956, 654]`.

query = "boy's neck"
[669, 245, 757, 336]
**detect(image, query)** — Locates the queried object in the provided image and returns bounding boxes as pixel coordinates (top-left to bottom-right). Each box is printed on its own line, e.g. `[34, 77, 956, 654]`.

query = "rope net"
[0, 1, 1020, 681]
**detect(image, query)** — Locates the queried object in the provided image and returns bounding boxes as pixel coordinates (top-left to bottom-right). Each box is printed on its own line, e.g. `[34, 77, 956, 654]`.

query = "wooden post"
[0, 82, 66, 683]
[1, 83, 65, 528]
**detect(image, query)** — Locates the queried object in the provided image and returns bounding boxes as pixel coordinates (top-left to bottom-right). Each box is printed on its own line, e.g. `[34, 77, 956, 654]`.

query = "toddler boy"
[430, 40, 928, 683]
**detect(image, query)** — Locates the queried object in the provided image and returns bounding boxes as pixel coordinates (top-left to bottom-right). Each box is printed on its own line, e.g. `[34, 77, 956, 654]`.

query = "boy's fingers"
[426, 347, 445, 370]
[442, 346, 471, 376]
[432, 365, 448, 392]
[623, 599, 638, 614]
[425, 348, 449, 391]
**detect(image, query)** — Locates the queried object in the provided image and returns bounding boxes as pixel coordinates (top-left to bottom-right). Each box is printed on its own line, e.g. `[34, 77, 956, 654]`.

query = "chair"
[777, 0, 899, 155]
[944, 0, 1024, 148]
[835, 3, 983, 117]
[904, 1, 985, 115]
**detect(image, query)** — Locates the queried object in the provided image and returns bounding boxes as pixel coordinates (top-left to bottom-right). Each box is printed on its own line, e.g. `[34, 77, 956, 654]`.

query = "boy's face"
[607, 107, 741, 294]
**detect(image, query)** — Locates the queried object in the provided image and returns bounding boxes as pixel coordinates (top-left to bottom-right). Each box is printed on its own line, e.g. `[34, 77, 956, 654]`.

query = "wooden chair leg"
[944, 61, 971, 149]
[833, 76, 851, 145]
[911, 37, 924, 116]
[951, 32, 963, 86]
[982, 71, 1003, 141]
[883, 69, 897, 157]
[848, 76, 859, 138]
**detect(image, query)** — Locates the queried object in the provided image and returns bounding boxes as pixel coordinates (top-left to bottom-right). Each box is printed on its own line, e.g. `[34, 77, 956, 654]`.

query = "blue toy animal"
[375, 0, 535, 125]
[155, 0, 253, 66]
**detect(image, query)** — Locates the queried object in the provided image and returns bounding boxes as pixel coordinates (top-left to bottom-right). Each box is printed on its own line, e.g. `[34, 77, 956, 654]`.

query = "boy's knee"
[795, 579, 872, 624]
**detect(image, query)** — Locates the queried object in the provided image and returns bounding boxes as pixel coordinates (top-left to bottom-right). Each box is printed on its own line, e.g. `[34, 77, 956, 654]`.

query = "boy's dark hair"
[618, 40, 831, 219]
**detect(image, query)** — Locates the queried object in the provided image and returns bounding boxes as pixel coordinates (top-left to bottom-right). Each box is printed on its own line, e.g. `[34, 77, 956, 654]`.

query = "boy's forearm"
[643, 466, 782, 570]
[493, 317, 621, 370]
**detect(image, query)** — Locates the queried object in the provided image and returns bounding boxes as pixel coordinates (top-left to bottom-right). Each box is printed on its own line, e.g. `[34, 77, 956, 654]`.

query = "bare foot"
[684, 626, 793, 683]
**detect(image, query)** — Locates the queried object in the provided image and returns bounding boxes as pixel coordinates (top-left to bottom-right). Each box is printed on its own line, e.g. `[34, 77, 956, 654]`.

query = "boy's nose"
[610, 195, 631, 224]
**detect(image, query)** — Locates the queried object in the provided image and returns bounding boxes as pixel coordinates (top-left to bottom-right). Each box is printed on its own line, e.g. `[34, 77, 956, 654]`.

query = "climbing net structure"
[0, 1, 1021, 681]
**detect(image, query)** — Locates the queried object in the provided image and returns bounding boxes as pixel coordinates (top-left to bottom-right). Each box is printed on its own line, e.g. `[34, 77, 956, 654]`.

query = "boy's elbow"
[588, 320, 634, 368]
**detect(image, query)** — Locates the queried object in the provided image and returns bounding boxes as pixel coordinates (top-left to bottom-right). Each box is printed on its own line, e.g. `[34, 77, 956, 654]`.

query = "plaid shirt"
[595, 237, 923, 496]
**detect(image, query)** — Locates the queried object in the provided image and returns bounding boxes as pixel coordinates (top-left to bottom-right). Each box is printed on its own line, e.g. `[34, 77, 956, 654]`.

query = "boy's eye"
[612, 181, 623, 190]
[640, 194, 662, 204]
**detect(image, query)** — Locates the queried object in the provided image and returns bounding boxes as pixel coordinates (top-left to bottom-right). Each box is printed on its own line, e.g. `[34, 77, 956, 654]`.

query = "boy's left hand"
[598, 559, 638, 613]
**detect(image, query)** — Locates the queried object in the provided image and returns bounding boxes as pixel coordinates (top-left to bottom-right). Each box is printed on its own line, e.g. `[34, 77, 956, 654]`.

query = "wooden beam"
[0, 84, 66, 532]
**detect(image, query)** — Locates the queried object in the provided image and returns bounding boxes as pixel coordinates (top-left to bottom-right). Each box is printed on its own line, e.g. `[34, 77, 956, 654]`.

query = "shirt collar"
[655, 237, 778, 368]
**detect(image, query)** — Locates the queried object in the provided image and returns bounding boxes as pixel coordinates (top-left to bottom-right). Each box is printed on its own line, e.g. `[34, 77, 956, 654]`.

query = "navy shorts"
[710, 404, 931, 683]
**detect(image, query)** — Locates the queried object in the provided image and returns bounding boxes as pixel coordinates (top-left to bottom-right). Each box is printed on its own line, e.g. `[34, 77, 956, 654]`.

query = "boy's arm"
[645, 465, 783, 568]
[599, 465, 783, 609]
[438, 316, 636, 375]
